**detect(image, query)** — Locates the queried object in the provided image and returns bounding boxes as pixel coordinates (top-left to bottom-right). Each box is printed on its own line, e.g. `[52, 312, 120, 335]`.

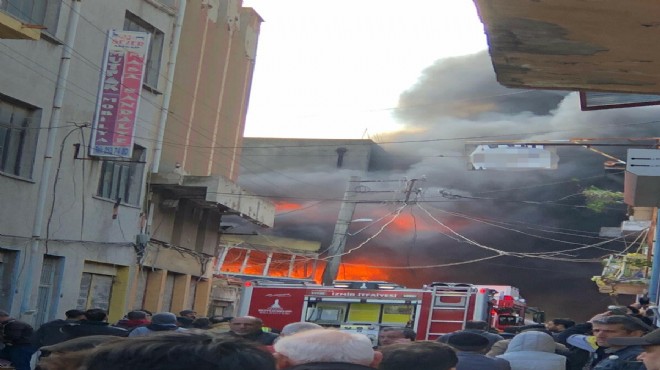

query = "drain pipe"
[151, 0, 186, 174]
[21, 0, 82, 321]
[144, 0, 186, 238]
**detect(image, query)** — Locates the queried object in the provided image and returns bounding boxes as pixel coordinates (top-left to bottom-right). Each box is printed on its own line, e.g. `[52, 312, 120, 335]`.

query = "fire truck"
[237, 280, 540, 345]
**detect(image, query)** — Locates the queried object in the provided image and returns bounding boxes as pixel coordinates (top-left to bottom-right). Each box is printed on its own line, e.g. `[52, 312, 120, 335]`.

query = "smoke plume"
[238, 51, 660, 320]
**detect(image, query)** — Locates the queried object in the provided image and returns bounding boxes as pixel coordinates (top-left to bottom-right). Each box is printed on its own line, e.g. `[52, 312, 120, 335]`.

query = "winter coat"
[62, 320, 128, 339]
[228, 330, 279, 345]
[496, 331, 566, 370]
[31, 319, 78, 347]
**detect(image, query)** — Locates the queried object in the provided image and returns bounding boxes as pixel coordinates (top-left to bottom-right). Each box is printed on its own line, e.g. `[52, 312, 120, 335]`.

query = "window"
[124, 12, 164, 89]
[1, 0, 61, 35]
[97, 146, 146, 206]
[0, 97, 39, 178]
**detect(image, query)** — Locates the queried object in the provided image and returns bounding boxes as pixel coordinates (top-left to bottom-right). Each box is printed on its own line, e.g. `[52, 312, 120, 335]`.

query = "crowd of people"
[0, 300, 658, 369]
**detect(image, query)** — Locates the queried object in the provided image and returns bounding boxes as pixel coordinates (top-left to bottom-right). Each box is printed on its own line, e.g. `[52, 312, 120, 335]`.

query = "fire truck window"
[347, 303, 380, 323]
[498, 315, 518, 326]
[306, 303, 346, 324]
[382, 305, 413, 324]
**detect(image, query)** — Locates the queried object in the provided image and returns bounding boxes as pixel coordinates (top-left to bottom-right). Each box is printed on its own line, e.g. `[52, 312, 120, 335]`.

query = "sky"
[241, 0, 488, 139]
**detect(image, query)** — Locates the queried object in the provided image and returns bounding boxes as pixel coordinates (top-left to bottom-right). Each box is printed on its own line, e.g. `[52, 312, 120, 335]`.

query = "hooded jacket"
[496, 331, 566, 370]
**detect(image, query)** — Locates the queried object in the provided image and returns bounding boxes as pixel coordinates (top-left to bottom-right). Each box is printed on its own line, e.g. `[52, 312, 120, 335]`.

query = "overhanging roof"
[151, 172, 275, 227]
[473, 0, 660, 94]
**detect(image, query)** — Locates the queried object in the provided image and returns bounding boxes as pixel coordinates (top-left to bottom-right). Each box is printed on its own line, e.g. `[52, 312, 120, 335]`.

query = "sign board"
[468, 144, 559, 170]
[627, 149, 660, 176]
[90, 30, 150, 158]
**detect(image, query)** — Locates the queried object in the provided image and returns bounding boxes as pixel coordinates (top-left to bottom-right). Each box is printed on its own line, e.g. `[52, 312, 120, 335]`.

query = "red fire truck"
[237, 280, 539, 344]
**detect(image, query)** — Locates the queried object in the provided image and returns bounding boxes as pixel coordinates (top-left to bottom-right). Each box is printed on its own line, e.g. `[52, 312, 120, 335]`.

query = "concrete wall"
[0, 0, 175, 323]
[241, 138, 382, 173]
[161, 0, 260, 180]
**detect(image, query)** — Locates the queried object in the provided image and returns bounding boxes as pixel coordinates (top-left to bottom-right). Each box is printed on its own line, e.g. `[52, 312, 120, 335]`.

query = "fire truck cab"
[238, 280, 529, 345]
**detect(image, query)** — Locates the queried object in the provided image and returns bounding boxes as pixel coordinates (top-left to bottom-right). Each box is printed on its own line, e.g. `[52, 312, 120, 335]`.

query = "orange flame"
[275, 201, 303, 212]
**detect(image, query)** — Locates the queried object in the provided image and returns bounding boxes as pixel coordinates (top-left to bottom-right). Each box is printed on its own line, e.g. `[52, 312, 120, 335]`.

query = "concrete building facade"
[0, 0, 272, 326]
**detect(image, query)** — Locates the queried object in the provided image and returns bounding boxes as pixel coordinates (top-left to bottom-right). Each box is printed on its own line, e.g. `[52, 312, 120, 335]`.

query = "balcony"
[0, 11, 41, 40]
[592, 253, 650, 295]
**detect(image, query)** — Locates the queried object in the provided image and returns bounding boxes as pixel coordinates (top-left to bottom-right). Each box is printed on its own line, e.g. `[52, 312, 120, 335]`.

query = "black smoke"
[238, 50, 660, 321]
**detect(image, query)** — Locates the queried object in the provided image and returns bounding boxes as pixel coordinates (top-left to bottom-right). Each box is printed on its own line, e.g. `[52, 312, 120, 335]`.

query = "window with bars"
[0, 97, 40, 179]
[124, 12, 164, 89]
[1, 0, 61, 35]
[97, 146, 146, 206]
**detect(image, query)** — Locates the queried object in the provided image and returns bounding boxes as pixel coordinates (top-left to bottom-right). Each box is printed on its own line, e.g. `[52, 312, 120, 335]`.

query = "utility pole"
[321, 176, 359, 286]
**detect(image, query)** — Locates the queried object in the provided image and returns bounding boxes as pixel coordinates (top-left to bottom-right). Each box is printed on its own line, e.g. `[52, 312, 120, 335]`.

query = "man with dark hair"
[587, 315, 651, 370]
[114, 310, 150, 331]
[0, 310, 36, 370]
[228, 316, 278, 345]
[179, 310, 197, 319]
[378, 327, 417, 347]
[445, 331, 510, 370]
[79, 332, 276, 370]
[379, 341, 458, 370]
[64, 309, 128, 339]
[546, 318, 576, 333]
[32, 309, 86, 347]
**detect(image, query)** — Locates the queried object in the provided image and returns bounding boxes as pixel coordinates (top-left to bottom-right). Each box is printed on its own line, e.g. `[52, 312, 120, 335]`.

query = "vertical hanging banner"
[90, 30, 150, 158]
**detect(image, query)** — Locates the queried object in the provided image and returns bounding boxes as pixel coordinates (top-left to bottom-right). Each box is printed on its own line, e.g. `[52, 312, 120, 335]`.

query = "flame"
[275, 201, 303, 212]
[218, 248, 316, 279]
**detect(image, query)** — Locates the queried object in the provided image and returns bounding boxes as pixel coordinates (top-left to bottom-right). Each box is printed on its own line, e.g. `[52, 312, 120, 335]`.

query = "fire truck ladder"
[425, 284, 476, 339]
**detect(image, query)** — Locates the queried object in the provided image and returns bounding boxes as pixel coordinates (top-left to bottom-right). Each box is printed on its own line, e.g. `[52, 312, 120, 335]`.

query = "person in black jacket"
[0, 310, 37, 370]
[63, 309, 128, 339]
[31, 309, 85, 347]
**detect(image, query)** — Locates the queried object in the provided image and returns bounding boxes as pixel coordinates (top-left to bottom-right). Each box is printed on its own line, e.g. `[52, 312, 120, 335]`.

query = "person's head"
[151, 312, 178, 327]
[274, 328, 381, 368]
[179, 310, 196, 319]
[545, 318, 575, 333]
[379, 341, 458, 370]
[36, 335, 125, 370]
[378, 327, 417, 346]
[37, 336, 124, 370]
[0, 310, 11, 323]
[608, 328, 660, 370]
[192, 317, 211, 330]
[79, 333, 276, 370]
[464, 320, 489, 331]
[126, 311, 148, 321]
[591, 315, 652, 348]
[445, 332, 490, 353]
[84, 309, 108, 322]
[280, 322, 323, 337]
[229, 316, 264, 336]
[65, 309, 86, 320]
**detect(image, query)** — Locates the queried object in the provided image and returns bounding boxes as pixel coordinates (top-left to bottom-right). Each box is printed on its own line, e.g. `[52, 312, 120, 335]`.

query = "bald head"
[229, 316, 263, 336]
